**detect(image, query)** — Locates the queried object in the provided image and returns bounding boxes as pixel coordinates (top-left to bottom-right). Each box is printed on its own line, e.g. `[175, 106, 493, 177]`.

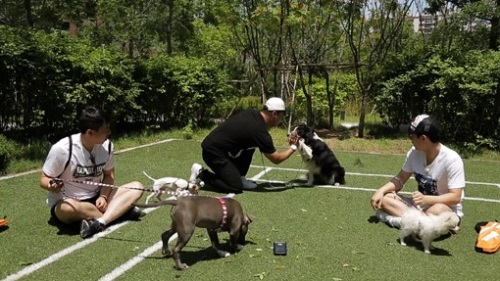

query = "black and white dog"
[291, 124, 345, 186]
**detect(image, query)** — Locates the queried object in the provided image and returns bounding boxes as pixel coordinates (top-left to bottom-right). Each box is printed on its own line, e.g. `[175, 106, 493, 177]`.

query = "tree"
[338, 0, 413, 137]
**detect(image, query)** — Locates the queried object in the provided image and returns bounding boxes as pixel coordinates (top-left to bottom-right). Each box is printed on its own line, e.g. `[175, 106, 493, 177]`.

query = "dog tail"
[133, 199, 178, 208]
[142, 171, 156, 181]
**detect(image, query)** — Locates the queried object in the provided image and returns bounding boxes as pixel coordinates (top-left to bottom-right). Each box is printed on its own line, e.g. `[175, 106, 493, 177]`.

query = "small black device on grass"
[273, 242, 287, 256]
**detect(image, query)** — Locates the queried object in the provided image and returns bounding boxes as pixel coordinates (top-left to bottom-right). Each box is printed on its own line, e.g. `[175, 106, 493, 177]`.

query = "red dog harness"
[217, 198, 228, 228]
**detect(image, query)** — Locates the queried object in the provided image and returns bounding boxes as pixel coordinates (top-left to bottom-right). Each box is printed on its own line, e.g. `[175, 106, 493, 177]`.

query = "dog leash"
[50, 178, 197, 197]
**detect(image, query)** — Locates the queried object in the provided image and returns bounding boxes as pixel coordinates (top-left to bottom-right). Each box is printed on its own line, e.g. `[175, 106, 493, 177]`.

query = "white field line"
[250, 165, 500, 188]
[98, 233, 178, 281]
[0, 139, 180, 181]
[2, 207, 158, 281]
[250, 166, 273, 181]
[249, 165, 500, 203]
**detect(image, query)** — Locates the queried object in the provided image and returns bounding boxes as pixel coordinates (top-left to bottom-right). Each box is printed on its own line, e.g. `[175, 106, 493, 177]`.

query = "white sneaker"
[375, 210, 401, 229]
[189, 163, 203, 182]
[241, 176, 257, 189]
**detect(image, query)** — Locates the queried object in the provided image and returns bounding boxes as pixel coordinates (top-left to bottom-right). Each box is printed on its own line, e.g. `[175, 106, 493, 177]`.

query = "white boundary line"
[98, 233, 178, 281]
[2, 207, 157, 281]
[250, 165, 500, 188]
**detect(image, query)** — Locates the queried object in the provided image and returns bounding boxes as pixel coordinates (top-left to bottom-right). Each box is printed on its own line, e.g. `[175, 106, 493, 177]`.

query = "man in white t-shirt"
[40, 106, 145, 239]
[370, 114, 465, 230]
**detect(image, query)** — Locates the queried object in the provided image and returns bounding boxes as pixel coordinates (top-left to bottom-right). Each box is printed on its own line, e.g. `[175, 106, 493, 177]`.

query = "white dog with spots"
[143, 171, 199, 204]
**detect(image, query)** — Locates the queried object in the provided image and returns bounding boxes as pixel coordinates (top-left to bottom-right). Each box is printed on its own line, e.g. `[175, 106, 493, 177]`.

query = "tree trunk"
[489, 0, 500, 50]
[166, 0, 174, 55]
[324, 69, 334, 130]
[307, 71, 313, 126]
[24, 0, 33, 28]
[358, 88, 367, 138]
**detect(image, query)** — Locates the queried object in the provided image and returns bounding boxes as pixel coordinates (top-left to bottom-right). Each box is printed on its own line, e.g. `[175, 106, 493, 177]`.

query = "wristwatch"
[290, 144, 297, 151]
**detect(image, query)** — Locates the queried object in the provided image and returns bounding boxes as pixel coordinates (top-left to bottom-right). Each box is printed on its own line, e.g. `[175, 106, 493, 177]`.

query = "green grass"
[1, 138, 500, 280]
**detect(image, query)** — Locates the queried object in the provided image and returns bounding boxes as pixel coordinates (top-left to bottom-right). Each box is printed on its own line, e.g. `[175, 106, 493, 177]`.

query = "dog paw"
[175, 263, 189, 270]
[216, 249, 230, 258]
[424, 249, 431, 254]
[400, 242, 407, 246]
[162, 249, 172, 257]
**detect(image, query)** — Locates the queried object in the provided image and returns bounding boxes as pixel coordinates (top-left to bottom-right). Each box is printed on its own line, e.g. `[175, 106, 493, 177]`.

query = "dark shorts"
[50, 195, 99, 225]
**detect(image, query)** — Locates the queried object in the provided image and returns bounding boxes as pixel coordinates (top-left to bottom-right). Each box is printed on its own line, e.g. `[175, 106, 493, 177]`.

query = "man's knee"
[54, 200, 83, 224]
[128, 181, 144, 194]
[382, 192, 400, 204]
[116, 181, 144, 197]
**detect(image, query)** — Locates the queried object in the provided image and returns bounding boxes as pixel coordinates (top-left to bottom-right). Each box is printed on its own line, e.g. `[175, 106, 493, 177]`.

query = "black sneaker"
[80, 219, 105, 239]
[124, 206, 146, 221]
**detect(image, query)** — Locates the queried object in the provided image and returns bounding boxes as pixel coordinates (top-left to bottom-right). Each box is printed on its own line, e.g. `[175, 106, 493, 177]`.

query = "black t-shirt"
[201, 109, 276, 157]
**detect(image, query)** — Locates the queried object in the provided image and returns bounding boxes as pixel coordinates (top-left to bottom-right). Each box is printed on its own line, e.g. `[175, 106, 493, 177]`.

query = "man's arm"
[263, 133, 299, 164]
[99, 168, 115, 199]
[371, 169, 412, 210]
[264, 147, 296, 164]
[415, 188, 462, 207]
[39, 173, 63, 193]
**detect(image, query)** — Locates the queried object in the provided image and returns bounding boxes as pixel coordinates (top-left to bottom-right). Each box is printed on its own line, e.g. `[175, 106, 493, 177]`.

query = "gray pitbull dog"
[134, 196, 253, 270]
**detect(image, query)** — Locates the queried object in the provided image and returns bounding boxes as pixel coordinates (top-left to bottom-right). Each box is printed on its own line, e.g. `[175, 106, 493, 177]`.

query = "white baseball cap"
[409, 114, 430, 133]
[264, 97, 286, 112]
[408, 114, 441, 141]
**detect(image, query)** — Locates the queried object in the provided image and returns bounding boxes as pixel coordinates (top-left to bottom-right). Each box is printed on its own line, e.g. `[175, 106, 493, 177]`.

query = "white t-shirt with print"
[402, 144, 465, 217]
[43, 133, 115, 208]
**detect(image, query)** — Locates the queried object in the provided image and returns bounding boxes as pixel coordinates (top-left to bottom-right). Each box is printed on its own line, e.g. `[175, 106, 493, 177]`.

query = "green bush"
[0, 135, 15, 174]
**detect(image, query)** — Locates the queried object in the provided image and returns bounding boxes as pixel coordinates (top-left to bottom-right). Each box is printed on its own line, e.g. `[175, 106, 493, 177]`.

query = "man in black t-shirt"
[189, 97, 299, 193]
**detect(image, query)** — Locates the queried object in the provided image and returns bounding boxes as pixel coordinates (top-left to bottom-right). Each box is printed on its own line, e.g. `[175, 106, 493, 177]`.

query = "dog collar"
[217, 198, 228, 228]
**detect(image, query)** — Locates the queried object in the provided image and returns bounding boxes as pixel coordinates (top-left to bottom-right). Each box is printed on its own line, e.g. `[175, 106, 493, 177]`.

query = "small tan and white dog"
[143, 171, 199, 204]
[399, 207, 460, 254]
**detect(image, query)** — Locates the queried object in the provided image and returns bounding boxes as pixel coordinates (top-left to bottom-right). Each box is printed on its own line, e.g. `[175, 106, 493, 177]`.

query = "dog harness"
[217, 198, 228, 228]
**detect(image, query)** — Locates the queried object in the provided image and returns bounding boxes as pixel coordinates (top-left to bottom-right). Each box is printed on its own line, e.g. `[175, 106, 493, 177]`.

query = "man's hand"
[411, 191, 425, 207]
[48, 179, 63, 193]
[371, 189, 385, 211]
[288, 131, 299, 146]
[96, 196, 108, 212]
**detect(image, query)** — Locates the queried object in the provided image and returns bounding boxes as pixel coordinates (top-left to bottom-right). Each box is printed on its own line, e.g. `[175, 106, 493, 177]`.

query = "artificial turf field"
[1, 139, 500, 281]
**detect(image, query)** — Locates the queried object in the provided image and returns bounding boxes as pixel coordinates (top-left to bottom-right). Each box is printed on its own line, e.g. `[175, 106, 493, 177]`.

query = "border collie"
[291, 124, 345, 185]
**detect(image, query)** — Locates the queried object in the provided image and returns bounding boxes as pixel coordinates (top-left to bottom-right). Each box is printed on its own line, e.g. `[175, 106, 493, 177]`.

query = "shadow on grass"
[252, 180, 315, 193]
[146, 240, 256, 269]
[0, 225, 10, 233]
[397, 238, 452, 256]
[199, 181, 307, 194]
[47, 217, 80, 236]
[367, 215, 454, 256]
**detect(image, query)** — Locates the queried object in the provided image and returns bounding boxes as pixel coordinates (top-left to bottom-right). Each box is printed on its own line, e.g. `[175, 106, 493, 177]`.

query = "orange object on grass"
[476, 221, 500, 253]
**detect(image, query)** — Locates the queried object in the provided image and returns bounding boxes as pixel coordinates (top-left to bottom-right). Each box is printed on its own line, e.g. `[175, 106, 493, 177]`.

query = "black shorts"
[50, 195, 99, 225]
